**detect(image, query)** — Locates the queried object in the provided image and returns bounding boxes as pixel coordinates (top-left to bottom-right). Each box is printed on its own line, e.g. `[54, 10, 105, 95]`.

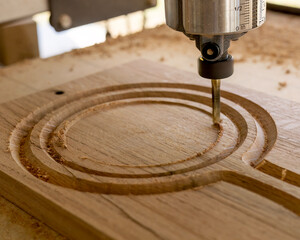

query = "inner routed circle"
[57, 101, 220, 168]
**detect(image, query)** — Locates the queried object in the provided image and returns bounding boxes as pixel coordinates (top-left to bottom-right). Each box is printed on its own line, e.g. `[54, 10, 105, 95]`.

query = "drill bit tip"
[211, 79, 221, 125]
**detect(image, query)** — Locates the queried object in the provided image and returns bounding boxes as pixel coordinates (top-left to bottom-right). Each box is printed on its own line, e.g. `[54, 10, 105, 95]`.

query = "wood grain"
[0, 60, 300, 239]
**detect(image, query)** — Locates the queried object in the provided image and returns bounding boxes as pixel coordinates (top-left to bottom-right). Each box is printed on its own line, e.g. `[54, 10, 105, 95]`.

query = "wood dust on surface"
[0, 10, 299, 240]
[0, 197, 67, 240]
[83, 10, 300, 69]
[230, 12, 300, 69]
[0, 11, 300, 102]
[278, 81, 287, 90]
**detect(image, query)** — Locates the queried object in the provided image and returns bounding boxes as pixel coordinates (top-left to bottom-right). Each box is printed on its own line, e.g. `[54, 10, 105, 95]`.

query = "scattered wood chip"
[278, 81, 287, 91]
[235, 57, 246, 63]
[281, 169, 287, 181]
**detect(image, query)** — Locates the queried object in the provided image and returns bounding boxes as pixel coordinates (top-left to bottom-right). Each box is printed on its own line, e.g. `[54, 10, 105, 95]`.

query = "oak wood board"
[0, 60, 300, 239]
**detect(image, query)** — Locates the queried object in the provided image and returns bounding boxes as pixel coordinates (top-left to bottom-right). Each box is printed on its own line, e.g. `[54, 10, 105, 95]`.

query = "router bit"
[165, 0, 267, 124]
[211, 79, 221, 124]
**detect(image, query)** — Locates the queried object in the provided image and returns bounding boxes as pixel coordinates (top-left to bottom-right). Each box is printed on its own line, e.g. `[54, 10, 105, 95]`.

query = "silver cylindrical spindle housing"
[165, 0, 266, 35]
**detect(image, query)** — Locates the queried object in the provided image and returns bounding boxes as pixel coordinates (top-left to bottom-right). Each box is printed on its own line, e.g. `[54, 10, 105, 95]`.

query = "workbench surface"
[0, 10, 299, 239]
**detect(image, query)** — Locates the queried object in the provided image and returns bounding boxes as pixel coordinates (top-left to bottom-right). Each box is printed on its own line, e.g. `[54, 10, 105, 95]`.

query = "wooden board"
[0, 10, 299, 239]
[0, 59, 300, 239]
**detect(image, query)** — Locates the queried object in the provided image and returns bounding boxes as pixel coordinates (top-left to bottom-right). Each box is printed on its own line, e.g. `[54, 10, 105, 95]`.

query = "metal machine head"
[165, 0, 266, 124]
[165, 0, 267, 79]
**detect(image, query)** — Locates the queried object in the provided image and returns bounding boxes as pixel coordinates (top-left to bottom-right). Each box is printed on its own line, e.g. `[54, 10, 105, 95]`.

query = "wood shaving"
[278, 81, 287, 91]
[230, 11, 300, 69]
[19, 135, 50, 182]
[281, 169, 287, 181]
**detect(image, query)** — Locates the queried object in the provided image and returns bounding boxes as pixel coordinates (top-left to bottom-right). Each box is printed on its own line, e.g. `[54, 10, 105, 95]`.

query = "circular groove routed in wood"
[63, 102, 220, 167]
[9, 83, 277, 194]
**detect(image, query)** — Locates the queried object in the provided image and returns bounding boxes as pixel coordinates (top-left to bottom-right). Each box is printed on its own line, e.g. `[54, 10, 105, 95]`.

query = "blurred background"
[32, 0, 300, 59]
[33, 0, 165, 58]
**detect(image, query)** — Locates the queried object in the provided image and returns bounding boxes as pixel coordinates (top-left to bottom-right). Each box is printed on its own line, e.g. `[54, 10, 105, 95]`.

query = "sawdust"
[278, 81, 287, 90]
[46, 142, 65, 164]
[0, 10, 297, 79]
[53, 121, 70, 149]
[0, 11, 297, 82]
[230, 11, 300, 69]
[19, 135, 50, 182]
[235, 57, 246, 63]
[0, 198, 67, 240]
[71, 48, 93, 57]
[281, 168, 287, 181]
[74, 11, 300, 70]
